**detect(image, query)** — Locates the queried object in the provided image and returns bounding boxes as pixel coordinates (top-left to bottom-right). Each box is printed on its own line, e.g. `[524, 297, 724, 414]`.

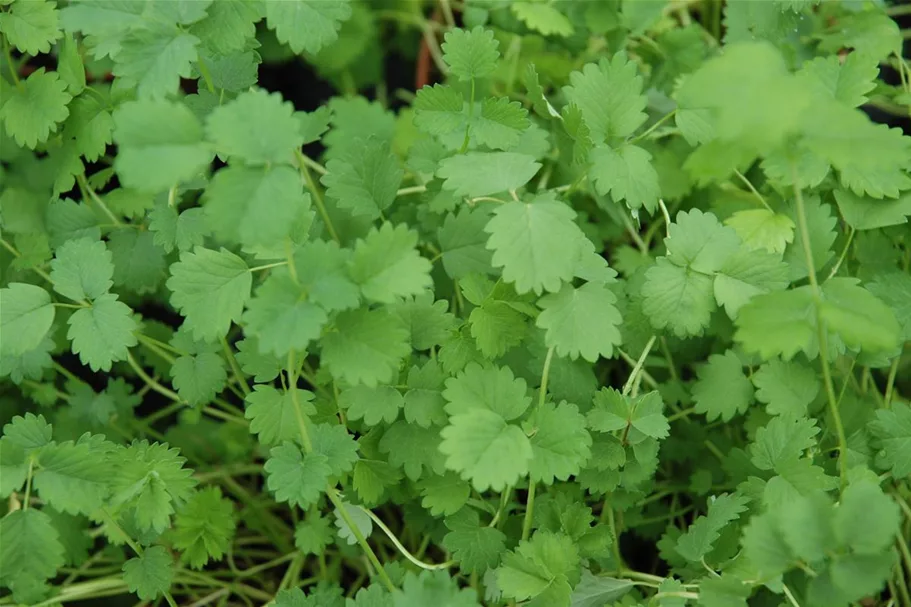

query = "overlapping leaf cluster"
[1, 1, 909, 606]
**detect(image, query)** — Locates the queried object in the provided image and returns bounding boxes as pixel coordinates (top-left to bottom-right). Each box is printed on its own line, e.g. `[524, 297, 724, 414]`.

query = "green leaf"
[750, 416, 819, 472]
[3, 413, 53, 451]
[0, 509, 65, 589]
[485, 194, 586, 295]
[723, 209, 795, 254]
[265, 0, 352, 55]
[528, 401, 591, 484]
[172, 486, 236, 569]
[801, 101, 911, 199]
[113, 100, 212, 192]
[441, 26, 499, 81]
[692, 350, 754, 422]
[340, 385, 404, 426]
[295, 514, 333, 556]
[110, 441, 197, 533]
[264, 442, 331, 508]
[752, 359, 819, 417]
[570, 570, 634, 607]
[800, 53, 878, 108]
[511, 2, 573, 37]
[0, 283, 55, 357]
[112, 26, 199, 99]
[166, 247, 252, 342]
[734, 287, 816, 360]
[203, 165, 310, 248]
[242, 271, 328, 357]
[497, 531, 580, 603]
[189, 0, 263, 54]
[380, 421, 447, 481]
[676, 492, 750, 563]
[442, 508, 507, 574]
[820, 277, 900, 353]
[50, 237, 113, 302]
[393, 570, 480, 607]
[589, 143, 660, 212]
[353, 459, 401, 506]
[713, 248, 790, 319]
[122, 545, 174, 601]
[33, 440, 109, 515]
[414, 84, 464, 137]
[474, 97, 530, 151]
[322, 140, 403, 219]
[245, 385, 315, 446]
[537, 282, 621, 363]
[437, 152, 540, 198]
[0, 0, 61, 55]
[442, 363, 531, 420]
[588, 389, 669, 442]
[641, 258, 715, 337]
[563, 53, 647, 142]
[469, 299, 526, 359]
[1, 68, 71, 149]
[206, 89, 303, 166]
[321, 308, 410, 387]
[834, 189, 911, 231]
[440, 409, 532, 492]
[869, 403, 911, 479]
[437, 209, 494, 279]
[171, 352, 227, 406]
[834, 480, 900, 554]
[697, 575, 750, 607]
[349, 223, 432, 303]
[108, 230, 167, 294]
[67, 294, 138, 372]
[418, 472, 470, 517]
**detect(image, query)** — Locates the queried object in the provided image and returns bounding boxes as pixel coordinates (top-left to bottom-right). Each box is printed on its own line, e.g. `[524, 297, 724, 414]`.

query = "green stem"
[360, 507, 454, 570]
[629, 109, 677, 144]
[2, 35, 20, 87]
[248, 261, 289, 273]
[126, 351, 183, 403]
[196, 55, 217, 94]
[623, 336, 657, 396]
[791, 165, 847, 490]
[733, 169, 773, 212]
[459, 78, 476, 154]
[288, 351, 314, 452]
[76, 173, 122, 226]
[884, 356, 901, 408]
[326, 487, 397, 593]
[22, 457, 35, 509]
[221, 336, 250, 396]
[521, 482, 536, 542]
[826, 227, 855, 280]
[296, 150, 340, 244]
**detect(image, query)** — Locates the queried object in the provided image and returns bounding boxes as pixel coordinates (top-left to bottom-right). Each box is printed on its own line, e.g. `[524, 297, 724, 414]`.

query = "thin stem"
[791, 164, 847, 490]
[884, 356, 900, 408]
[538, 346, 555, 410]
[657, 199, 672, 236]
[733, 169, 773, 212]
[360, 507, 454, 570]
[2, 35, 20, 87]
[76, 173, 122, 226]
[623, 336, 657, 396]
[298, 153, 327, 175]
[126, 351, 183, 403]
[629, 109, 677, 144]
[782, 584, 802, 607]
[826, 227, 855, 280]
[1, 237, 53, 282]
[459, 78, 476, 154]
[521, 482, 536, 542]
[22, 457, 35, 509]
[438, 0, 456, 27]
[396, 185, 427, 196]
[196, 55, 217, 94]
[248, 261, 289, 273]
[288, 351, 313, 452]
[296, 150, 340, 244]
[621, 212, 649, 254]
[221, 337, 250, 396]
[326, 488, 397, 593]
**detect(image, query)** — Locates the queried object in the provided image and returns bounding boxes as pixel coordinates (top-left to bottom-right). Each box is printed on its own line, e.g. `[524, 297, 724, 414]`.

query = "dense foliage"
[1, 0, 910, 606]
